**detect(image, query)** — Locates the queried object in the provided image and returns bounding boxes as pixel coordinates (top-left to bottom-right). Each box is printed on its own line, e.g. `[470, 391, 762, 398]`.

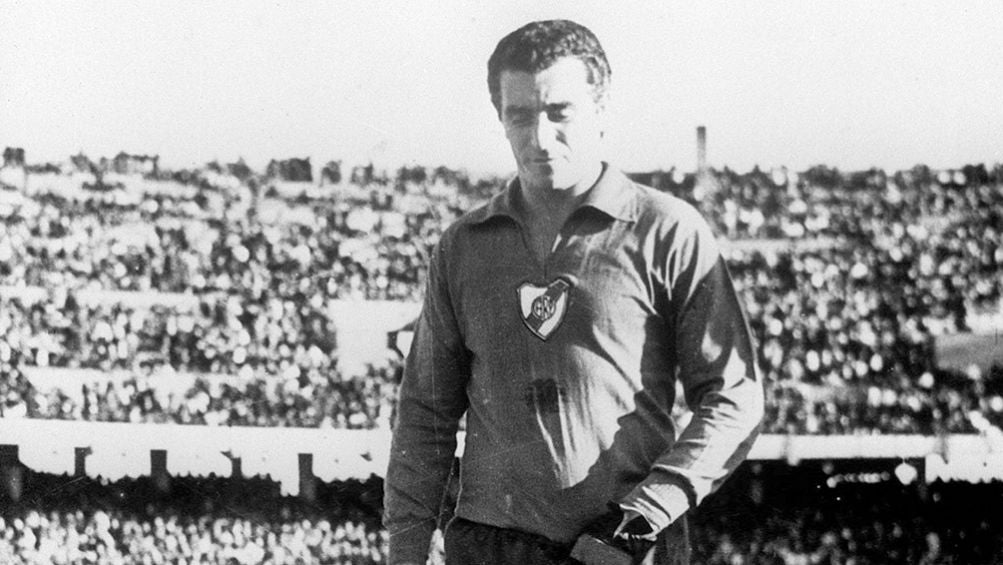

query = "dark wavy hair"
[487, 19, 611, 117]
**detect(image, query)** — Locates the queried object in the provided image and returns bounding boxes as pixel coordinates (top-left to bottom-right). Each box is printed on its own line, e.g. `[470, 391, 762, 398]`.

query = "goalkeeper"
[384, 19, 765, 565]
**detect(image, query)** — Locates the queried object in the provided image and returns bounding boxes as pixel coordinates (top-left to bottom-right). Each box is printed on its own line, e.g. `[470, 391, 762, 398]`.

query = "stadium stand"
[3, 461, 1003, 564]
[2, 149, 1002, 562]
[2, 156, 1000, 434]
[0, 471, 388, 564]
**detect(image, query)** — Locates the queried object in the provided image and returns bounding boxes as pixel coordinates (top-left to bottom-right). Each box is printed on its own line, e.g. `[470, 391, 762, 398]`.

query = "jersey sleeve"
[619, 208, 765, 533]
[383, 237, 471, 564]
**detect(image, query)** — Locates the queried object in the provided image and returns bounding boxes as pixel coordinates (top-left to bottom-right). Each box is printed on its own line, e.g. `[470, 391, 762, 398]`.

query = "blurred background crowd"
[1, 153, 1002, 563]
[2, 461, 1001, 564]
[689, 460, 1003, 565]
[0, 471, 387, 565]
[1, 155, 1001, 436]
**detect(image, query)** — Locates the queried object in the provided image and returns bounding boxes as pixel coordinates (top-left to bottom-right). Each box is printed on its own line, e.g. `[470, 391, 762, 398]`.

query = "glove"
[573, 503, 657, 564]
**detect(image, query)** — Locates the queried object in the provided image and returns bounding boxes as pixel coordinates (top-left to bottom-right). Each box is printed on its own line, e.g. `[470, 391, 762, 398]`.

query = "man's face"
[499, 57, 605, 193]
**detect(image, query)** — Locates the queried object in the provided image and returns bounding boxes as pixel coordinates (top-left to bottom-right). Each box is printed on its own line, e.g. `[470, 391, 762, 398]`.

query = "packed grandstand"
[1, 150, 1001, 563]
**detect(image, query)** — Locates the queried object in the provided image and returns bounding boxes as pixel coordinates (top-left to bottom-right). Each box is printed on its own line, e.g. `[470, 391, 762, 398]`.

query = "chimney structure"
[696, 126, 707, 174]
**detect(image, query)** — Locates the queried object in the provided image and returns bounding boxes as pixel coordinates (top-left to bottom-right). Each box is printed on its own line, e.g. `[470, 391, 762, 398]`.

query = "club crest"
[518, 277, 572, 340]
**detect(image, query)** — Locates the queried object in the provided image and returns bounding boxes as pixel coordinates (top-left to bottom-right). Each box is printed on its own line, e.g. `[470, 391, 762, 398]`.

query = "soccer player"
[384, 19, 764, 565]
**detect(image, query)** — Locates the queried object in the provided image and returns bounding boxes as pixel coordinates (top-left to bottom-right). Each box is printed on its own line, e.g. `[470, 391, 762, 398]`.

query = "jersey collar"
[476, 163, 638, 225]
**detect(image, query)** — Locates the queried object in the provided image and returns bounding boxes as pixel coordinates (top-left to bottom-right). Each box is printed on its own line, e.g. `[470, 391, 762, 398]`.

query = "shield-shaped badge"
[518, 277, 572, 340]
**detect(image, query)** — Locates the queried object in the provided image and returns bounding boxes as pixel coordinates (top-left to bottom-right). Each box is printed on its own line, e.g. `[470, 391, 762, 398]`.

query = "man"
[384, 19, 764, 565]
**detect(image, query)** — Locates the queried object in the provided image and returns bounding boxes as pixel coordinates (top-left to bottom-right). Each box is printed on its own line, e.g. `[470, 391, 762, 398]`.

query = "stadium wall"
[2, 420, 1001, 494]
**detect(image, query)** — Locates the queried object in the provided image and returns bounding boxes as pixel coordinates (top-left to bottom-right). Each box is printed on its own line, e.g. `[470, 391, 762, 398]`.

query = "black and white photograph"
[1, 1, 1002, 563]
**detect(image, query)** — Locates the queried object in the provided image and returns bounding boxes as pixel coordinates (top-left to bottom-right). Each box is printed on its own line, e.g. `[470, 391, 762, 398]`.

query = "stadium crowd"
[0, 189, 438, 302]
[0, 295, 341, 376]
[0, 473, 388, 564]
[724, 165, 1002, 435]
[2, 154, 1003, 564]
[1, 351, 399, 429]
[689, 461, 1003, 564]
[0, 509, 388, 565]
[0, 156, 1001, 435]
[2, 463, 1002, 564]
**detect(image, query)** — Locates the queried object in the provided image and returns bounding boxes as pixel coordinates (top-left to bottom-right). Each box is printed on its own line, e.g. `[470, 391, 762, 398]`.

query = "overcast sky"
[2, 1, 1001, 175]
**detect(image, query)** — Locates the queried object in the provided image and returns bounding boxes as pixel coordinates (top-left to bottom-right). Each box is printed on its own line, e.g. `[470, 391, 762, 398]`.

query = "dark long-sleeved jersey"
[384, 165, 765, 563]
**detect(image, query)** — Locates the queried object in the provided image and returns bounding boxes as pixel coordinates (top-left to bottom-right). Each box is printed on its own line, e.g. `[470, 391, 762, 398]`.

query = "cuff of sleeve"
[618, 472, 693, 534]
[387, 520, 436, 565]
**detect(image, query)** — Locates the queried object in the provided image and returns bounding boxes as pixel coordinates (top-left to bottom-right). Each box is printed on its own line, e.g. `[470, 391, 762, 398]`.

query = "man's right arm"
[384, 240, 470, 565]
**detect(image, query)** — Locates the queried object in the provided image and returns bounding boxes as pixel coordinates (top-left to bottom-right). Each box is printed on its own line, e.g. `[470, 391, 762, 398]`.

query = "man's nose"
[532, 114, 560, 150]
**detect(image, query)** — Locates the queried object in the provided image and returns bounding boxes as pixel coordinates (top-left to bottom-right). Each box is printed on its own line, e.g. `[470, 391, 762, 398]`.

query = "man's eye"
[547, 108, 574, 122]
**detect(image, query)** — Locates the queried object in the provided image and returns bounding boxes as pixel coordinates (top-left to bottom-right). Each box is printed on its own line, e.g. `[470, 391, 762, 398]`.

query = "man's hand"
[573, 503, 657, 563]
[613, 507, 657, 545]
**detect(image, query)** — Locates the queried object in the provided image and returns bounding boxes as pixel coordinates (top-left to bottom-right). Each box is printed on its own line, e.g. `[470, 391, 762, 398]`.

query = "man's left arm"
[618, 213, 765, 534]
